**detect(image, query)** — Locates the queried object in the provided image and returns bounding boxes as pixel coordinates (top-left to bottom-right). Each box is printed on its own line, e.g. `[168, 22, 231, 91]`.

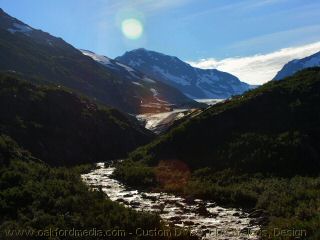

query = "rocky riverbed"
[82, 163, 261, 240]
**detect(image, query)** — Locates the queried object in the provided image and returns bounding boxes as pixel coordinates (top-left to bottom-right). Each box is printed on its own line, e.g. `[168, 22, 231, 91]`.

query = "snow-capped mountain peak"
[116, 49, 250, 99]
[80, 49, 204, 111]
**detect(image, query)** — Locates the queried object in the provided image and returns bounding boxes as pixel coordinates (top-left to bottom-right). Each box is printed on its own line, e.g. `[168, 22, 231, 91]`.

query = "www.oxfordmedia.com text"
[3, 227, 308, 239]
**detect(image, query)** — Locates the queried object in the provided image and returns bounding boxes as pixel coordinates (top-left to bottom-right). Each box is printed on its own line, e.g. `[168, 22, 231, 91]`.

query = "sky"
[0, 0, 320, 84]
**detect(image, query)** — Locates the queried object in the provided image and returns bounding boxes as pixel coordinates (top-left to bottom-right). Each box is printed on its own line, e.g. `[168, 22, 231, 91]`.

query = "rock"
[141, 193, 158, 201]
[196, 204, 211, 217]
[152, 203, 165, 211]
[130, 201, 140, 207]
[248, 209, 266, 218]
[175, 202, 186, 209]
[210, 213, 219, 218]
[249, 216, 269, 226]
[240, 227, 250, 234]
[169, 216, 182, 224]
[175, 210, 185, 215]
[202, 229, 210, 234]
[233, 212, 240, 217]
[206, 202, 216, 208]
[116, 198, 129, 205]
[183, 220, 194, 226]
[165, 199, 176, 205]
[184, 196, 195, 204]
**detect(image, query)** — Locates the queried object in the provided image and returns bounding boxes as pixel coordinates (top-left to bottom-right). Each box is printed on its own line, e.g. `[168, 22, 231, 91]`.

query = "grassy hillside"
[0, 73, 153, 166]
[126, 68, 320, 176]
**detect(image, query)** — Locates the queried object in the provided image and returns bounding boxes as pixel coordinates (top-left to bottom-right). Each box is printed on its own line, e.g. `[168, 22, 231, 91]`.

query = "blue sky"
[1, 0, 320, 84]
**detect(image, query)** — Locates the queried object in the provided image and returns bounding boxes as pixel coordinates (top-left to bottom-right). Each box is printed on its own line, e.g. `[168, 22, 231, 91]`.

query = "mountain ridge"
[0, 9, 200, 114]
[273, 51, 320, 80]
[116, 48, 250, 99]
[80, 49, 205, 112]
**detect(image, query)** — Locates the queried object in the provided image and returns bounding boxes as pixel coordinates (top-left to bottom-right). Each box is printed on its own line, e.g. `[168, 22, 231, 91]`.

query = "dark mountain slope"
[128, 68, 320, 176]
[0, 9, 199, 113]
[0, 73, 153, 166]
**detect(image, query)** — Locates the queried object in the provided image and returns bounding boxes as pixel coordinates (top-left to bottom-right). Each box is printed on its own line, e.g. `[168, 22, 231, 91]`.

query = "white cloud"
[188, 41, 320, 85]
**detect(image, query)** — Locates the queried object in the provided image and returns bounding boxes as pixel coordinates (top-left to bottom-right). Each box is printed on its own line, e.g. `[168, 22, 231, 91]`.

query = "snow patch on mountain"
[7, 23, 33, 35]
[115, 62, 135, 72]
[80, 50, 112, 66]
[129, 59, 144, 67]
[152, 66, 191, 86]
[132, 81, 143, 87]
[150, 88, 158, 96]
[142, 77, 156, 83]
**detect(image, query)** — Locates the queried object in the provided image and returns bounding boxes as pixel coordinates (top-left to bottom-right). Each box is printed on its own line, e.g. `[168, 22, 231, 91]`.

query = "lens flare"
[121, 18, 143, 40]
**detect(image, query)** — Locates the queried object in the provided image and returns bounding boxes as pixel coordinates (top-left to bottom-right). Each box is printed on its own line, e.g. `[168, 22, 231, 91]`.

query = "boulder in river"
[184, 196, 195, 204]
[116, 198, 129, 205]
[196, 203, 211, 217]
[183, 220, 195, 226]
[130, 201, 140, 207]
[123, 193, 134, 198]
[248, 209, 267, 218]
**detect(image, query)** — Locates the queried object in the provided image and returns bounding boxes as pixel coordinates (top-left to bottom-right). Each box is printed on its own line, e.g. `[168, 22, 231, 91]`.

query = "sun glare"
[121, 18, 143, 40]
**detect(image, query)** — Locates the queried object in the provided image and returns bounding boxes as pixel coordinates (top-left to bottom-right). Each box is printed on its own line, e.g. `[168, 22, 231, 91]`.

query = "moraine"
[82, 163, 261, 240]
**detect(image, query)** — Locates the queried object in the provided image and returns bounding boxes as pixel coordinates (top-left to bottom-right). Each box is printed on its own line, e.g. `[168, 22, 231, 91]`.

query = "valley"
[0, 5, 320, 240]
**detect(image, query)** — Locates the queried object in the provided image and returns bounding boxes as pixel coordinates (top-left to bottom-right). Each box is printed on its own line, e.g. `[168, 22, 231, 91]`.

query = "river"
[82, 163, 260, 240]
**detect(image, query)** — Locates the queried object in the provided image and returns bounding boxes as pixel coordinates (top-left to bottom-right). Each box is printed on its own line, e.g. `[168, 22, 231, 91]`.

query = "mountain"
[274, 51, 320, 80]
[0, 73, 153, 166]
[116, 48, 250, 99]
[126, 68, 320, 176]
[0, 9, 200, 114]
[80, 50, 204, 112]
